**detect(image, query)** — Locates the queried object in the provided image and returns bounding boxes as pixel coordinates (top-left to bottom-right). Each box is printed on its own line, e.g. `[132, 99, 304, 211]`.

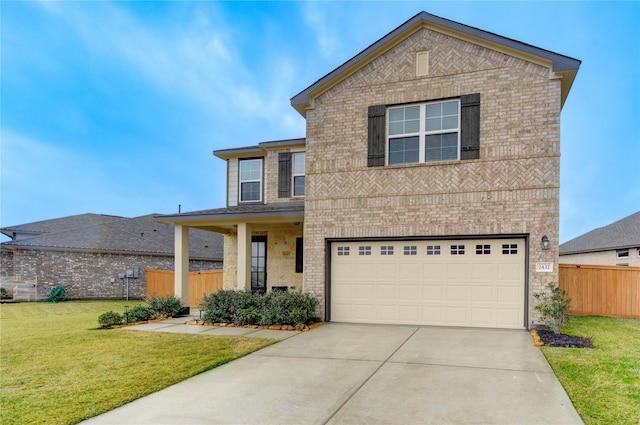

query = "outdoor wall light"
[541, 235, 550, 251]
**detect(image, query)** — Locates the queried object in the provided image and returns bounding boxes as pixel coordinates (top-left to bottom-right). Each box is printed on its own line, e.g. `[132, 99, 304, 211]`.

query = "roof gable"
[560, 211, 640, 255]
[291, 11, 581, 117]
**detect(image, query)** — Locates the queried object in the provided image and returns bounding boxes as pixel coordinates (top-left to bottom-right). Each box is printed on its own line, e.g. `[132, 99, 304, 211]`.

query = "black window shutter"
[295, 237, 303, 273]
[460, 93, 480, 160]
[368, 105, 386, 167]
[278, 152, 291, 198]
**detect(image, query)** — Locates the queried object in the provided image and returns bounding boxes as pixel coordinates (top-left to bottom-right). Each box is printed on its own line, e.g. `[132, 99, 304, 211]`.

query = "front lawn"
[0, 301, 275, 425]
[541, 315, 640, 425]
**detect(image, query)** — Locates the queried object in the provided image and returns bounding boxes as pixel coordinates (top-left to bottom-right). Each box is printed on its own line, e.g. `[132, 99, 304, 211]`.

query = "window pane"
[425, 133, 458, 162]
[389, 121, 405, 135]
[442, 101, 458, 116]
[389, 136, 419, 165]
[293, 175, 305, 197]
[240, 159, 261, 180]
[292, 153, 305, 174]
[389, 106, 420, 135]
[241, 182, 260, 201]
[442, 115, 458, 130]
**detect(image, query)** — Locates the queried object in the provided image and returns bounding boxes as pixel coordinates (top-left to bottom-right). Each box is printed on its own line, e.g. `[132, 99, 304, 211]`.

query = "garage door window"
[502, 244, 518, 254]
[476, 244, 491, 255]
[359, 246, 372, 256]
[451, 245, 465, 255]
[337, 246, 350, 256]
[404, 246, 417, 255]
[426, 245, 441, 255]
[381, 246, 394, 255]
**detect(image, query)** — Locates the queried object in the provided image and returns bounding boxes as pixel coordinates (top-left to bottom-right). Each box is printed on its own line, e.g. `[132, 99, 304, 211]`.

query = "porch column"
[237, 222, 252, 291]
[174, 224, 189, 304]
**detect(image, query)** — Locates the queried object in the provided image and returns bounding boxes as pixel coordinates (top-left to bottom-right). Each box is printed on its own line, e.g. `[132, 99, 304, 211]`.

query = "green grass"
[541, 315, 640, 425]
[0, 301, 275, 425]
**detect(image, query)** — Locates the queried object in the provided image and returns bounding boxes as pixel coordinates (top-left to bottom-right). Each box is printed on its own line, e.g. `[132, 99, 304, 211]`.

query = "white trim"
[292, 152, 306, 197]
[238, 158, 263, 203]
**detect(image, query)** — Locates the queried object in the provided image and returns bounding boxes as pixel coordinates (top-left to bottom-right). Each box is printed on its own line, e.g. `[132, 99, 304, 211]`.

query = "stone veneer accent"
[302, 27, 562, 326]
[1, 249, 220, 300]
[223, 225, 303, 291]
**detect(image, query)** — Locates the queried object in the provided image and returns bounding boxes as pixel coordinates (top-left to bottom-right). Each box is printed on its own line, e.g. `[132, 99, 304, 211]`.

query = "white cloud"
[301, 2, 341, 59]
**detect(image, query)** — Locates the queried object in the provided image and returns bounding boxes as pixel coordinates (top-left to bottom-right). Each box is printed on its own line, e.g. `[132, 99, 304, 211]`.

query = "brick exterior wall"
[302, 27, 562, 325]
[1, 248, 221, 300]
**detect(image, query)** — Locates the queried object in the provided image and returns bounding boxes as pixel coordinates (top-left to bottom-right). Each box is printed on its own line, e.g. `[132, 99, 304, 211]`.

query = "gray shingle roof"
[1, 214, 223, 260]
[157, 201, 304, 222]
[559, 211, 640, 255]
[1, 213, 123, 239]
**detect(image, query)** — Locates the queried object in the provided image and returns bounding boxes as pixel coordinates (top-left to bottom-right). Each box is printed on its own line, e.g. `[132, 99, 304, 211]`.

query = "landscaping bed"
[536, 329, 593, 348]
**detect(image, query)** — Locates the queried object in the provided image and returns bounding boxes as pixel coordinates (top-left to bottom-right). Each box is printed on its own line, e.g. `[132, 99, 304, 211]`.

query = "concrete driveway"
[81, 323, 583, 424]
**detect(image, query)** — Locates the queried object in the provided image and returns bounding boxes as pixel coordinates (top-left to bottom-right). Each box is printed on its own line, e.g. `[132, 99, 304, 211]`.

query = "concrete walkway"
[81, 321, 583, 425]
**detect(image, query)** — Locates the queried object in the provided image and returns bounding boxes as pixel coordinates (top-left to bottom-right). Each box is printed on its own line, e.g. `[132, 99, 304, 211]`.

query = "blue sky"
[1, 1, 638, 243]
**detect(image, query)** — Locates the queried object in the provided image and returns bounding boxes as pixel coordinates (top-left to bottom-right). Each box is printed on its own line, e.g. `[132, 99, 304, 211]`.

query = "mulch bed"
[537, 330, 594, 348]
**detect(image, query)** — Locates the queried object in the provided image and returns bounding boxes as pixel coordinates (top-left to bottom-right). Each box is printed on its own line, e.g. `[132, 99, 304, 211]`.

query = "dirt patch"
[537, 330, 594, 348]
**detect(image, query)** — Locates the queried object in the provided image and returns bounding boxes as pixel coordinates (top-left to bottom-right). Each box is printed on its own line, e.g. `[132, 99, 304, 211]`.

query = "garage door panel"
[471, 286, 495, 302]
[447, 286, 469, 302]
[422, 285, 444, 301]
[331, 239, 525, 329]
[471, 308, 495, 326]
[497, 286, 521, 303]
[446, 263, 470, 279]
[422, 263, 445, 279]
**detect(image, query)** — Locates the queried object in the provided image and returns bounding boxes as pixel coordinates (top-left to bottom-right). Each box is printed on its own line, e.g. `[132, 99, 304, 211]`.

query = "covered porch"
[157, 201, 304, 304]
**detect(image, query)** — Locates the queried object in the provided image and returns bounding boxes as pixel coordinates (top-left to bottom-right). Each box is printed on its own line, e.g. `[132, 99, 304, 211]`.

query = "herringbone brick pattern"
[301, 25, 562, 323]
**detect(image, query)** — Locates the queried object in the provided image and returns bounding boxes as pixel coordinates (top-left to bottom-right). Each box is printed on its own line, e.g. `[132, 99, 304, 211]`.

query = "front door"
[251, 236, 267, 293]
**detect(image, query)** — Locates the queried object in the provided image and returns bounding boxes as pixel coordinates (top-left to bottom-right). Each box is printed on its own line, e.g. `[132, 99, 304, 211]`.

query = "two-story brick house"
[159, 12, 580, 329]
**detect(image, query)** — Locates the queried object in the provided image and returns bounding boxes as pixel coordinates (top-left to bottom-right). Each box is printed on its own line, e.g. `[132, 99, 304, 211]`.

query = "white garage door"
[330, 239, 525, 329]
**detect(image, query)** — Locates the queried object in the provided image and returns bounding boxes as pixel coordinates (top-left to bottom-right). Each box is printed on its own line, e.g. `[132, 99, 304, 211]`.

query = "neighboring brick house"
[560, 211, 640, 267]
[159, 12, 580, 329]
[1, 214, 223, 300]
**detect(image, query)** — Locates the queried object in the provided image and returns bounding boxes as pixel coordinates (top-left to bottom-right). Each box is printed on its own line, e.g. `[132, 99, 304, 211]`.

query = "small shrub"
[98, 311, 123, 328]
[0, 287, 11, 300]
[48, 285, 66, 303]
[202, 290, 319, 326]
[533, 282, 571, 334]
[146, 295, 182, 318]
[127, 305, 155, 322]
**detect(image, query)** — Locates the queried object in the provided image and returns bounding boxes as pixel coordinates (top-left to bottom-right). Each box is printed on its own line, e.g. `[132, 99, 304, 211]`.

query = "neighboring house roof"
[560, 211, 640, 255]
[291, 11, 581, 117]
[1, 213, 123, 240]
[1, 214, 223, 261]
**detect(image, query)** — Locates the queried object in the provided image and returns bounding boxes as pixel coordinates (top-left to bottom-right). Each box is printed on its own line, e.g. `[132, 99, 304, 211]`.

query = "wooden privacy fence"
[146, 269, 223, 306]
[559, 264, 640, 318]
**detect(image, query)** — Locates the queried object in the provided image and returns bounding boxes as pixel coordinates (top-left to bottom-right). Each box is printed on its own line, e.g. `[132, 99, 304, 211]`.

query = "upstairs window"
[239, 158, 263, 202]
[292, 153, 306, 197]
[387, 99, 460, 165]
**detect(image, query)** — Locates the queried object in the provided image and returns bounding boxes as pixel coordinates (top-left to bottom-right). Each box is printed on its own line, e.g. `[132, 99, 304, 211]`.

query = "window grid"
[292, 153, 305, 197]
[387, 99, 460, 165]
[475, 244, 491, 255]
[337, 246, 350, 256]
[426, 245, 441, 255]
[404, 245, 417, 256]
[359, 246, 372, 256]
[450, 245, 465, 255]
[239, 159, 262, 202]
[381, 245, 394, 256]
[502, 244, 518, 255]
